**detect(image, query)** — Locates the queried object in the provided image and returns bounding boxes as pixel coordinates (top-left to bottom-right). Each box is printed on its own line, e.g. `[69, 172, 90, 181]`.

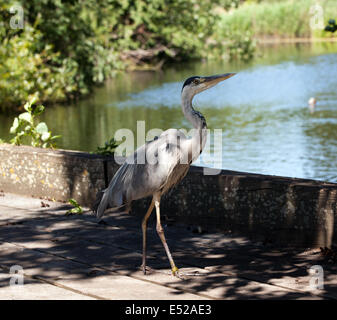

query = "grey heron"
[93, 73, 236, 276]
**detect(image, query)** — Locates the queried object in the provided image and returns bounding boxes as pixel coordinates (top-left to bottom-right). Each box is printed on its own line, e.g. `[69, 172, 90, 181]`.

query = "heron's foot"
[98, 219, 108, 226]
[140, 264, 153, 275]
[172, 267, 204, 279]
[171, 266, 180, 277]
[172, 268, 187, 280]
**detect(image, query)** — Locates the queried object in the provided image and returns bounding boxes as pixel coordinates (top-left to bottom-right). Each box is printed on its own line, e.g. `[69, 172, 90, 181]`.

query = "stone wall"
[0, 144, 117, 206]
[0, 144, 336, 247]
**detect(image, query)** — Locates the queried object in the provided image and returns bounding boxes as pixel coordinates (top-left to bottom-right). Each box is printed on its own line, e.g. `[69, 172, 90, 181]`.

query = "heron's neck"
[181, 90, 208, 160]
[181, 91, 207, 129]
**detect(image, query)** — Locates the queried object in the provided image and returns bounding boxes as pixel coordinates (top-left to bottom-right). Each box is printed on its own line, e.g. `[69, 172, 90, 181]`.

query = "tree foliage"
[0, 0, 247, 111]
[325, 19, 337, 33]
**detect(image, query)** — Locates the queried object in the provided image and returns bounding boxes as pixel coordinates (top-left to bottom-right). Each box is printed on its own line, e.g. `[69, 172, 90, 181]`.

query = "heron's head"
[181, 73, 236, 97]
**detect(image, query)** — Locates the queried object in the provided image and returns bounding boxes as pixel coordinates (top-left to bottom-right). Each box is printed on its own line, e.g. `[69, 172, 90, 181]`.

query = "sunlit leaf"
[23, 102, 31, 112]
[29, 96, 38, 106]
[41, 131, 51, 141]
[36, 122, 48, 134]
[66, 198, 83, 215]
[33, 104, 45, 116]
[19, 112, 32, 123]
[10, 118, 19, 134]
[69, 198, 78, 206]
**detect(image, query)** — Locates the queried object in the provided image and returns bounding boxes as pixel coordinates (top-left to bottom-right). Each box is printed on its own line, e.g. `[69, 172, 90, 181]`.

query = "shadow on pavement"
[0, 203, 336, 299]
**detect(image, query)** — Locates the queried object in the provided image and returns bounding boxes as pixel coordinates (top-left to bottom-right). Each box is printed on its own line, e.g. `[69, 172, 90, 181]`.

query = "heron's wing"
[94, 129, 191, 219]
[122, 128, 190, 199]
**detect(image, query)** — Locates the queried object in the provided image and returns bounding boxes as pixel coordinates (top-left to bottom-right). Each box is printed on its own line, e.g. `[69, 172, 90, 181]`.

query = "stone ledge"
[0, 144, 336, 247]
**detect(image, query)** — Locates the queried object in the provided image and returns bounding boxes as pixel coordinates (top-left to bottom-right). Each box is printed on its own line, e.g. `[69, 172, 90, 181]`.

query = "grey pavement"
[0, 193, 336, 300]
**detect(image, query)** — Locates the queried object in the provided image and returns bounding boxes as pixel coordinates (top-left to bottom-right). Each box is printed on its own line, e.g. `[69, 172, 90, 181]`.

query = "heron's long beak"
[203, 73, 236, 86]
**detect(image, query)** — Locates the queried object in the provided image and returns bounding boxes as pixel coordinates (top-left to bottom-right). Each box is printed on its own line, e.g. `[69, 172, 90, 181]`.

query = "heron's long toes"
[173, 271, 183, 279]
[172, 270, 187, 280]
[171, 266, 181, 277]
[172, 268, 204, 278]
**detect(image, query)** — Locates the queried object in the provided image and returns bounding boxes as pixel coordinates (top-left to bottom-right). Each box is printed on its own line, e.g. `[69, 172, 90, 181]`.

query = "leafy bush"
[2, 0, 265, 112]
[66, 199, 83, 216]
[226, 30, 256, 61]
[9, 96, 61, 148]
[0, 24, 78, 111]
[95, 137, 119, 156]
[325, 19, 337, 33]
[1, 0, 232, 111]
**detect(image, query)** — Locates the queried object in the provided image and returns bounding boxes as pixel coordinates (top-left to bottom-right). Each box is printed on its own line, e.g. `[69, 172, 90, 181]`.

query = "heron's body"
[93, 73, 235, 276]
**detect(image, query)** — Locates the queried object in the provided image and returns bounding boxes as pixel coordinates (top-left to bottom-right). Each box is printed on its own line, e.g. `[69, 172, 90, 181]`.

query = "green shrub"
[1, 0, 232, 111]
[325, 19, 337, 33]
[95, 137, 119, 156]
[9, 96, 61, 148]
[0, 25, 77, 111]
[66, 199, 83, 216]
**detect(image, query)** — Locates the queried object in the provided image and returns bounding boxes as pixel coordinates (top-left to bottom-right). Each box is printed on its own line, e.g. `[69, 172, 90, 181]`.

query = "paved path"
[0, 193, 336, 300]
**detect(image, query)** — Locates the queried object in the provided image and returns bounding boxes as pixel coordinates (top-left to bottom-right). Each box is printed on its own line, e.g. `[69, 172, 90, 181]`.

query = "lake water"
[1, 43, 337, 182]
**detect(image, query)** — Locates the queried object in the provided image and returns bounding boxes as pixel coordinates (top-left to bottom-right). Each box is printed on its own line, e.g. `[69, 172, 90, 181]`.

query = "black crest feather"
[182, 76, 200, 91]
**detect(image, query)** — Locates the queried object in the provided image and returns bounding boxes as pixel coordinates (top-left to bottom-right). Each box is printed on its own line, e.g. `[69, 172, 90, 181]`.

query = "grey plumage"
[93, 131, 190, 218]
[92, 73, 236, 276]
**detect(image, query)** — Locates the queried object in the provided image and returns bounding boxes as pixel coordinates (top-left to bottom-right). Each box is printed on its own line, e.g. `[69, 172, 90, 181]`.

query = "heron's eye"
[193, 79, 200, 85]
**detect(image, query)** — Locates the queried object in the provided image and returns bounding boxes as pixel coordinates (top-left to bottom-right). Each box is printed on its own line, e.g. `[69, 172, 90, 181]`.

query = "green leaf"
[19, 112, 32, 124]
[10, 137, 20, 145]
[68, 198, 78, 206]
[36, 122, 48, 134]
[10, 118, 19, 134]
[41, 131, 51, 141]
[29, 96, 38, 106]
[66, 198, 83, 215]
[23, 102, 32, 112]
[50, 135, 61, 140]
[33, 104, 45, 116]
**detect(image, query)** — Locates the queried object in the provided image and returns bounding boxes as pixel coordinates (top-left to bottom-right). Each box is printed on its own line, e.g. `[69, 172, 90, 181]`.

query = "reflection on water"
[0, 43, 336, 182]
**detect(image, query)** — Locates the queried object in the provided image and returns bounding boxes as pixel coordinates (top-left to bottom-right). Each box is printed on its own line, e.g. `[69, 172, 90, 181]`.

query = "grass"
[217, 0, 337, 39]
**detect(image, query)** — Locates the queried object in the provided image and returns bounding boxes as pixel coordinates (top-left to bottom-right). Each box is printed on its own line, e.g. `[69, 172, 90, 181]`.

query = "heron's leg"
[141, 198, 155, 274]
[154, 199, 179, 276]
